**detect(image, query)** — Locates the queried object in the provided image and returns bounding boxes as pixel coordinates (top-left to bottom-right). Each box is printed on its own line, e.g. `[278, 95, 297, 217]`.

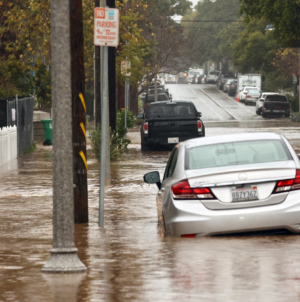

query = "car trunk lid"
[186, 161, 296, 207]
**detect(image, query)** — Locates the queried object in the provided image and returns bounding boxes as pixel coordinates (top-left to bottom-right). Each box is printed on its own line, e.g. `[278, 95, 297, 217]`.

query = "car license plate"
[168, 137, 179, 144]
[231, 186, 258, 202]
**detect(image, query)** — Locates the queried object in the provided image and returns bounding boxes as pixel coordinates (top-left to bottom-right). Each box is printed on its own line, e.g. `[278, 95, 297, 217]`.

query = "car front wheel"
[141, 144, 151, 151]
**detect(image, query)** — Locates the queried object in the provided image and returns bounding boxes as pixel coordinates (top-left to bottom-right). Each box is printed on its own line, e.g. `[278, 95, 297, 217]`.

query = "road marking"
[192, 89, 224, 120]
[218, 89, 256, 115]
[199, 88, 238, 120]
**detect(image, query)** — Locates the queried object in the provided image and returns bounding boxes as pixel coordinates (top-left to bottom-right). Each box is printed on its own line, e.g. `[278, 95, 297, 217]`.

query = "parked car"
[165, 75, 177, 84]
[239, 86, 260, 103]
[187, 68, 204, 84]
[143, 92, 169, 112]
[143, 132, 300, 237]
[228, 80, 238, 96]
[217, 72, 235, 90]
[206, 71, 221, 84]
[244, 89, 262, 105]
[223, 78, 235, 92]
[261, 94, 290, 118]
[256, 92, 279, 115]
[137, 100, 205, 151]
[148, 82, 165, 91]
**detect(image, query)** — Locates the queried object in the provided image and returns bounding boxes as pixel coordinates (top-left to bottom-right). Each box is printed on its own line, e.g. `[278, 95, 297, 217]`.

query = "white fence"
[0, 126, 17, 167]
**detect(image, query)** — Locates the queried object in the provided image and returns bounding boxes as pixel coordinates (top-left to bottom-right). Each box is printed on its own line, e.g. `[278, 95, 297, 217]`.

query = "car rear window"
[186, 139, 291, 170]
[248, 90, 260, 94]
[209, 71, 220, 75]
[148, 103, 197, 119]
[146, 94, 168, 102]
[265, 95, 287, 102]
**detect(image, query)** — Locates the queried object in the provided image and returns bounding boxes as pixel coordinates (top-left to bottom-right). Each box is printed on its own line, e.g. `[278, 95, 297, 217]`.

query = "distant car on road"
[165, 75, 177, 84]
[217, 72, 235, 90]
[244, 89, 262, 105]
[228, 80, 238, 96]
[256, 92, 279, 115]
[187, 68, 204, 84]
[239, 86, 260, 103]
[261, 94, 290, 118]
[137, 100, 205, 151]
[206, 70, 221, 84]
[223, 78, 235, 92]
[144, 132, 300, 237]
[178, 71, 188, 84]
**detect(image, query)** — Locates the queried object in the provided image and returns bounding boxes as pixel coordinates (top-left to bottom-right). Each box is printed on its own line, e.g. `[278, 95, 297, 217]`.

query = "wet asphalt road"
[167, 83, 257, 121]
[1, 84, 300, 301]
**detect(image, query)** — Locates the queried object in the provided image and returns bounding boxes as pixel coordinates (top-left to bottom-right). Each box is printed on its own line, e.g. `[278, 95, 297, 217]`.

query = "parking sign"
[94, 8, 119, 47]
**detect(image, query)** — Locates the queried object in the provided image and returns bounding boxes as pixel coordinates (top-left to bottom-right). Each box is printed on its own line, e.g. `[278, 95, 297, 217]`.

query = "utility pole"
[94, 0, 101, 126]
[42, 0, 86, 273]
[107, 0, 117, 132]
[70, 0, 88, 223]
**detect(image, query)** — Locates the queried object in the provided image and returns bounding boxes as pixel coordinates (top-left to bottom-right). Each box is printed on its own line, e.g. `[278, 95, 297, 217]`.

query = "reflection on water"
[1, 124, 300, 301]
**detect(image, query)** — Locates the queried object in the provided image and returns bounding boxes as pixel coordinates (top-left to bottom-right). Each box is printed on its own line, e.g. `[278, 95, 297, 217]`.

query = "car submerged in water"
[144, 132, 300, 237]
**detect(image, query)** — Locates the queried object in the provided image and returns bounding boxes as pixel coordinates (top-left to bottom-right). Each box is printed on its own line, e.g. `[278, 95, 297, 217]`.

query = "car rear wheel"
[256, 109, 260, 115]
[262, 112, 267, 118]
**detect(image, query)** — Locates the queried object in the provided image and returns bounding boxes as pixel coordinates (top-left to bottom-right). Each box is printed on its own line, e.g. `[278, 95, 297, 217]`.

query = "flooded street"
[1, 117, 300, 301]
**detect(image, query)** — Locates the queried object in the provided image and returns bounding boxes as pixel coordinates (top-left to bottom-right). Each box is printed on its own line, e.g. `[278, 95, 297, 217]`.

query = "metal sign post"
[121, 60, 131, 138]
[94, 7, 119, 226]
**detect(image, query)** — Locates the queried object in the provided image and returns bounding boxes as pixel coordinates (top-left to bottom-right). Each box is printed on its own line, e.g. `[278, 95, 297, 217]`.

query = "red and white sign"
[94, 8, 119, 47]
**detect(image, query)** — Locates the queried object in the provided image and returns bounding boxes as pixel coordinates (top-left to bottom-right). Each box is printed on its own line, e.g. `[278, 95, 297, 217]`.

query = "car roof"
[182, 132, 283, 149]
[262, 92, 279, 95]
[148, 100, 194, 105]
[243, 86, 259, 89]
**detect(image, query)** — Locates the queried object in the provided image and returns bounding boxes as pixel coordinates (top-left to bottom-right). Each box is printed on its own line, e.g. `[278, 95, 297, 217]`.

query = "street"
[1, 84, 300, 301]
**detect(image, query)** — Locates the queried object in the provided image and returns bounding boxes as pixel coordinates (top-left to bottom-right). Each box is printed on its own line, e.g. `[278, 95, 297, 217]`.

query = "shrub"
[116, 110, 135, 138]
[90, 126, 130, 161]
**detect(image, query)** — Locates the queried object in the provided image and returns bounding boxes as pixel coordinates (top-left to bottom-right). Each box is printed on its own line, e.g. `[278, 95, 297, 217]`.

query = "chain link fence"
[17, 96, 35, 155]
[0, 96, 35, 156]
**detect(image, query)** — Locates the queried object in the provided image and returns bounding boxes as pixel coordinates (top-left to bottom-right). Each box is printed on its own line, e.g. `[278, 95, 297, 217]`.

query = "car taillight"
[143, 122, 148, 135]
[246, 95, 250, 98]
[273, 170, 300, 193]
[243, 92, 247, 94]
[171, 179, 214, 200]
[197, 120, 202, 132]
[231, 85, 234, 88]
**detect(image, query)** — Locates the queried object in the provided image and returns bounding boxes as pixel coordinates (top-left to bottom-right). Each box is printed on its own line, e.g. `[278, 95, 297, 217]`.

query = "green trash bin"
[41, 119, 53, 145]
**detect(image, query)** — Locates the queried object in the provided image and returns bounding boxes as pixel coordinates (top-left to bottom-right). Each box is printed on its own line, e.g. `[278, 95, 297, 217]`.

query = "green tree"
[239, 0, 300, 48]
[181, 0, 241, 66]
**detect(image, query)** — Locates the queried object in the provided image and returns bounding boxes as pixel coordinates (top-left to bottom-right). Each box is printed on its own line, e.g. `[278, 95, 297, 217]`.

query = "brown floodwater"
[1, 121, 300, 301]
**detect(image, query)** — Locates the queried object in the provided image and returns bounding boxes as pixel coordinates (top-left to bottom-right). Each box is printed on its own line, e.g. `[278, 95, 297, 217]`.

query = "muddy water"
[1, 121, 300, 301]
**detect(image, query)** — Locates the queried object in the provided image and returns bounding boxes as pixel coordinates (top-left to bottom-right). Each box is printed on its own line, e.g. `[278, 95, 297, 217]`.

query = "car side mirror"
[144, 171, 161, 190]
[198, 112, 202, 117]
[136, 113, 144, 119]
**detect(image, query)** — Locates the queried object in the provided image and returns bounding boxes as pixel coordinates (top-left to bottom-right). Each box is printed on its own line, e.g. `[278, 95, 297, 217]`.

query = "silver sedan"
[144, 133, 300, 237]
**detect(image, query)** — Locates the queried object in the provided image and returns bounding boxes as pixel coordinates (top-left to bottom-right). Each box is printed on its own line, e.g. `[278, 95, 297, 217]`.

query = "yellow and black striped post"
[70, 0, 88, 223]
